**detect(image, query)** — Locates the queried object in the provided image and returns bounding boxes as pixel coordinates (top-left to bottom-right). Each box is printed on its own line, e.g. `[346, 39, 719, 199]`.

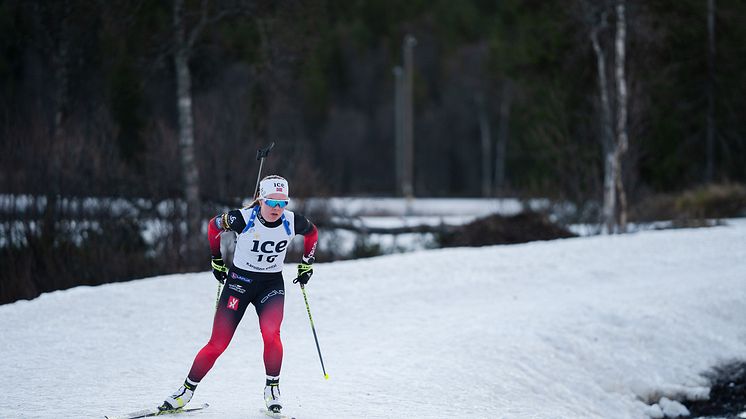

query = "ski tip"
[324, 373, 329, 380]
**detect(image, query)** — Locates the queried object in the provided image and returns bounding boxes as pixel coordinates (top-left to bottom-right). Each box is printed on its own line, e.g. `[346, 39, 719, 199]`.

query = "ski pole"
[300, 283, 329, 380]
[215, 141, 276, 310]
[253, 142, 275, 199]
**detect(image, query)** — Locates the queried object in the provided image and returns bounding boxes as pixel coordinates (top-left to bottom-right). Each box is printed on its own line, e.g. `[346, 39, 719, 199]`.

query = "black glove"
[211, 256, 228, 284]
[293, 257, 314, 285]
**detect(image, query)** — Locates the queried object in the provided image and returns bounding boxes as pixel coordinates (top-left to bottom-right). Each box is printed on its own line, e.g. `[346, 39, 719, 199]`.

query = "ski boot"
[159, 379, 198, 412]
[264, 376, 282, 413]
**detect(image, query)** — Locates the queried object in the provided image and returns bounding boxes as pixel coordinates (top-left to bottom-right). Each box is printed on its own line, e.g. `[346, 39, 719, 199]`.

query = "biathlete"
[160, 175, 318, 415]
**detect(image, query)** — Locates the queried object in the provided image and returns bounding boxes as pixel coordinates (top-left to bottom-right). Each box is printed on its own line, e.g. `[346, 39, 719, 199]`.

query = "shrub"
[675, 183, 746, 219]
[437, 211, 577, 248]
[631, 183, 746, 222]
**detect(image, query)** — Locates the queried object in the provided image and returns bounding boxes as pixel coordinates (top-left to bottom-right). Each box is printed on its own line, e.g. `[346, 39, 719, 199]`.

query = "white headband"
[259, 177, 289, 199]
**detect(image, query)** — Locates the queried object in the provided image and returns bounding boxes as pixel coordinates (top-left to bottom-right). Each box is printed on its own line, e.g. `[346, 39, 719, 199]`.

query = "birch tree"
[172, 0, 200, 264]
[588, 6, 616, 233]
[585, 0, 629, 234]
[614, 0, 629, 232]
[172, 0, 237, 265]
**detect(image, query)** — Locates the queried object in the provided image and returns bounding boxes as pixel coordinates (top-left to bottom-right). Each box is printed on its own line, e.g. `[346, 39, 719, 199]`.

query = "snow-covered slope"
[1, 222, 745, 419]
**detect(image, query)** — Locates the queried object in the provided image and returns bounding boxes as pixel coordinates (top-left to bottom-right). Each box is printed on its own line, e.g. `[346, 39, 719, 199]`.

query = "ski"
[260, 408, 296, 419]
[104, 403, 209, 419]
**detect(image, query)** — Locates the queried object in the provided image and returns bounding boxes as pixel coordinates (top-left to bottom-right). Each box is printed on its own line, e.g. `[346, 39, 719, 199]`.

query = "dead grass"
[631, 183, 746, 222]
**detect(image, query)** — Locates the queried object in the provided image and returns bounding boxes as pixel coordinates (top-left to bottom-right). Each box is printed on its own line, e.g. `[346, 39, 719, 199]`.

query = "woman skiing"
[160, 175, 318, 415]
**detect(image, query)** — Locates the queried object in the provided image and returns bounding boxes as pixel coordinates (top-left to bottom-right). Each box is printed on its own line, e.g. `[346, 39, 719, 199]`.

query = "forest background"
[1, 0, 745, 304]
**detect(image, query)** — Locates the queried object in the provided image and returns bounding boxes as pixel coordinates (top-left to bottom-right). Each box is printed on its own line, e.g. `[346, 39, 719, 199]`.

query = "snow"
[300, 197, 551, 217]
[1, 221, 746, 419]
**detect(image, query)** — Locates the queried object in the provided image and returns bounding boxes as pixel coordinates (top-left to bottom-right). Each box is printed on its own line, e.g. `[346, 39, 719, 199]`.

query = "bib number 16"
[251, 239, 288, 263]
[257, 254, 277, 263]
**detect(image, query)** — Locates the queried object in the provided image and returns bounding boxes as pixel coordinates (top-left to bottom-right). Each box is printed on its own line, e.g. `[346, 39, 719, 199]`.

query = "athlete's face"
[260, 192, 288, 222]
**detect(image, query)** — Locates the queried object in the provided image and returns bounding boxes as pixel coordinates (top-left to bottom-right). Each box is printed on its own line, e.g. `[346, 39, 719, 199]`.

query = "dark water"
[686, 361, 746, 419]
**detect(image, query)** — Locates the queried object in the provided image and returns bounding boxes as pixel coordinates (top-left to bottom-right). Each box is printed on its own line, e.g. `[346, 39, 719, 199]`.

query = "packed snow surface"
[1, 222, 746, 419]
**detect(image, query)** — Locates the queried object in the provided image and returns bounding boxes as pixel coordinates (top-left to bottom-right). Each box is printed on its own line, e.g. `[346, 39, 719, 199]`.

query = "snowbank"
[1, 221, 745, 418]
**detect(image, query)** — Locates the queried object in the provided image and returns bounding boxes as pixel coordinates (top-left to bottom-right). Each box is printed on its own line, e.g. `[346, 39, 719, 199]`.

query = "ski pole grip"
[256, 141, 275, 160]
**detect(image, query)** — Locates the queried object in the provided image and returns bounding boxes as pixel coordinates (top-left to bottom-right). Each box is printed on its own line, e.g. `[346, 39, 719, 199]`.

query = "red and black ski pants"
[187, 270, 285, 382]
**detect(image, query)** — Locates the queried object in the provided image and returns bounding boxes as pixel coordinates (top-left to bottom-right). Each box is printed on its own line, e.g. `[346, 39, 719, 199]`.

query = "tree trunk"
[705, 0, 716, 183]
[603, 151, 617, 234]
[494, 79, 512, 194]
[614, 0, 629, 232]
[590, 13, 616, 234]
[173, 0, 202, 267]
[52, 0, 71, 140]
[476, 93, 492, 197]
[32, 0, 71, 253]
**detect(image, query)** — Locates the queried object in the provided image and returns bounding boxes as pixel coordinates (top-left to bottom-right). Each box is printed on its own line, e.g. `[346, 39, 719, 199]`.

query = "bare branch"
[186, 0, 209, 50]
[186, 0, 242, 50]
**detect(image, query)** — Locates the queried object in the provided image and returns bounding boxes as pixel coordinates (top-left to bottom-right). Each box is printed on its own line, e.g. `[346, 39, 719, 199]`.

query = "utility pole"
[393, 66, 404, 196]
